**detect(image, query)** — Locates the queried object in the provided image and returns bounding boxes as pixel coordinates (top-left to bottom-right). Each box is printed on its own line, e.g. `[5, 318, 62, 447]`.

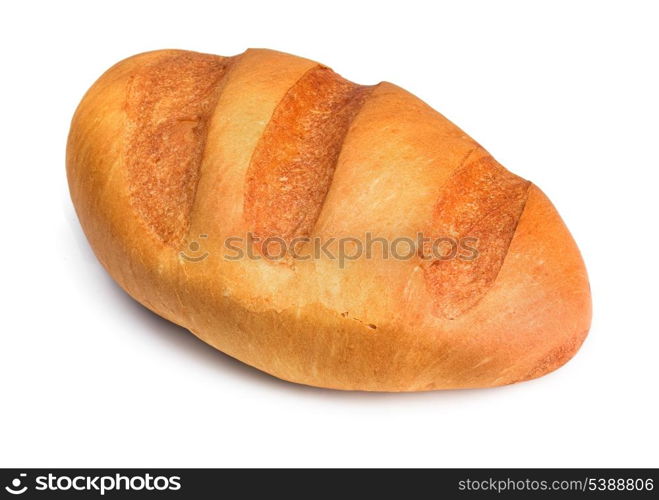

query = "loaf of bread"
[67, 49, 591, 391]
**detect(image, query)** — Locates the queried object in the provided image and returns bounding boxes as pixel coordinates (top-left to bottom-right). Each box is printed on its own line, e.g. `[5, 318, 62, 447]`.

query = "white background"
[1, 0, 657, 467]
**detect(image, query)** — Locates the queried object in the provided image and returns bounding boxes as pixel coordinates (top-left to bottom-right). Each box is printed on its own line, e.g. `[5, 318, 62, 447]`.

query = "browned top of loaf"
[123, 51, 531, 318]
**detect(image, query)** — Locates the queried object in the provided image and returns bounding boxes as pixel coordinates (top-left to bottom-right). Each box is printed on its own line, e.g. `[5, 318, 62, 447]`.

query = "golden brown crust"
[125, 51, 231, 245]
[245, 66, 372, 246]
[423, 153, 530, 319]
[67, 49, 591, 391]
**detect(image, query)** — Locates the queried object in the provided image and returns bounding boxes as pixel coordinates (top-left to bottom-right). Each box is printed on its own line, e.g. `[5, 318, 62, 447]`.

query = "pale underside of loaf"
[67, 49, 591, 391]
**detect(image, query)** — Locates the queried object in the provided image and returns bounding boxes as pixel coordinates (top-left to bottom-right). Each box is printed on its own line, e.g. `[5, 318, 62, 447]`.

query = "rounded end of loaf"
[414, 182, 591, 392]
[490, 183, 592, 387]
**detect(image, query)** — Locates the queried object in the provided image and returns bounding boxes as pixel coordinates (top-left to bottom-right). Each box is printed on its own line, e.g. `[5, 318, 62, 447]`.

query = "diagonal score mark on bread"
[244, 65, 374, 250]
[125, 51, 232, 245]
[423, 149, 530, 319]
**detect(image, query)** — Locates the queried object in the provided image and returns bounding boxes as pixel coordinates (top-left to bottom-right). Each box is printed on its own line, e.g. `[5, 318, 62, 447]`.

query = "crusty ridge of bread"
[67, 48, 591, 391]
[125, 51, 231, 245]
[245, 66, 373, 246]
